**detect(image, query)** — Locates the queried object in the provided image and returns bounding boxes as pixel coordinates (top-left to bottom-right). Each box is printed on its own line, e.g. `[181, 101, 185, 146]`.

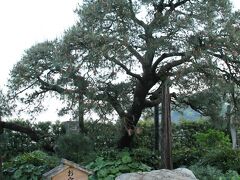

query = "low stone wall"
[115, 168, 197, 180]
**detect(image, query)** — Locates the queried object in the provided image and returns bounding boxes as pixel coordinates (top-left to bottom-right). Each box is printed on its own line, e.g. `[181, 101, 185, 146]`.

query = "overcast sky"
[0, 0, 80, 88]
[0, 0, 239, 121]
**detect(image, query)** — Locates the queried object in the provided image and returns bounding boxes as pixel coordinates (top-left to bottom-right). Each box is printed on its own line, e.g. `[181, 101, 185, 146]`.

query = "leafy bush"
[85, 121, 119, 152]
[189, 164, 240, 180]
[3, 150, 59, 180]
[172, 119, 212, 167]
[199, 147, 240, 173]
[1, 120, 39, 160]
[86, 151, 151, 180]
[194, 129, 231, 151]
[133, 119, 155, 150]
[189, 164, 224, 180]
[1, 119, 65, 160]
[55, 133, 95, 163]
[130, 148, 160, 169]
[190, 129, 240, 173]
[173, 120, 212, 149]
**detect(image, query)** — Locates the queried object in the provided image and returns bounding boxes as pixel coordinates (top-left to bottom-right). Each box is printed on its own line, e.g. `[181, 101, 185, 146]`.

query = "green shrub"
[199, 147, 240, 173]
[85, 121, 119, 152]
[194, 129, 231, 151]
[86, 151, 151, 180]
[55, 133, 95, 163]
[189, 164, 224, 180]
[220, 170, 240, 180]
[190, 129, 240, 173]
[172, 120, 212, 167]
[133, 119, 155, 150]
[1, 119, 65, 160]
[131, 148, 160, 169]
[173, 119, 212, 149]
[172, 146, 199, 168]
[189, 164, 240, 180]
[3, 150, 59, 180]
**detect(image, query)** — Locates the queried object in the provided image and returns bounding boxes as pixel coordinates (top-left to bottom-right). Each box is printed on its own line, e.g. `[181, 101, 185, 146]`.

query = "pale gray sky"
[0, 0, 239, 121]
[0, 0, 80, 88]
[0, 0, 80, 121]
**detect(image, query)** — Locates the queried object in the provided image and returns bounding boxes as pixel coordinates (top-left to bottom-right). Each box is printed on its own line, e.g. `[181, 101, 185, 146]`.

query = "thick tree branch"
[150, 0, 190, 28]
[168, 0, 191, 11]
[93, 87, 127, 118]
[106, 92, 126, 118]
[12, 80, 38, 100]
[105, 55, 143, 81]
[215, 67, 240, 85]
[0, 118, 54, 152]
[171, 92, 204, 115]
[152, 52, 186, 72]
[0, 120, 39, 141]
[37, 77, 77, 94]
[128, 0, 147, 28]
[124, 42, 144, 64]
[208, 51, 240, 64]
[144, 98, 161, 108]
[157, 55, 191, 76]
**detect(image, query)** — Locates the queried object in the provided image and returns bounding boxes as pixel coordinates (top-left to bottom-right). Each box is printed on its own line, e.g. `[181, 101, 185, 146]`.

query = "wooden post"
[161, 81, 173, 169]
[0, 115, 3, 179]
[78, 93, 85, 133]
[0, 155, 2, 180]
[154, 105, 160, 152]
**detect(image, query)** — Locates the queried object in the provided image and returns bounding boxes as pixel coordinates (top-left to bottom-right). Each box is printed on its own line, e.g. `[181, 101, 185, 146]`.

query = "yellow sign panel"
[43, 159, 92, 180]
[52, 167, 88, 180]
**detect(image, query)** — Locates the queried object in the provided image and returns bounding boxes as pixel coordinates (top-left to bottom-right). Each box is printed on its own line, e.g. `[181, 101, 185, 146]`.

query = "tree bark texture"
[78, 93, 85, 133]
[161, 82, 173, 169]
[118, 76, 156, 148]
[0, 119, 54, 152]
[0, 116, 3, 179]
[116, 65, 163, 148]
[0, 121, 39, 141]
[0, 155, 2, 180]
[154, 105, 160, 153]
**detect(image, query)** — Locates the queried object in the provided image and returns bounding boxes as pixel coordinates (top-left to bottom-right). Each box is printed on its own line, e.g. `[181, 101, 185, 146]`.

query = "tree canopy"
[8, 0, 240, 148]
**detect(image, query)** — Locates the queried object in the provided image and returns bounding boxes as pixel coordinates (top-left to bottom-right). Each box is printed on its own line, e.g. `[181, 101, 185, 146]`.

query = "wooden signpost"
[43, 159, 92, 180]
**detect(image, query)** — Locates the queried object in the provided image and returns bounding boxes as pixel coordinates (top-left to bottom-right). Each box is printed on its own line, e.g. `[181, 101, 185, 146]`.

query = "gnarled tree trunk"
[161, 82, 173, 169]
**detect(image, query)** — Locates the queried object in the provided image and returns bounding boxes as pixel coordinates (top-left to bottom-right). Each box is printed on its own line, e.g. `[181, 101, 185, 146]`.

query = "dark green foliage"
[3, 150, 59, 180]
[1, 120, 39, 160]
[199, 147, 240, 173]
[172, 120, 212, 167]
[86, 151, 151, 180]
[85, 121, 119, 152]
[189, 164, 240, 180]
[0, 90, 12, 116]
[172, 120, 240, 175]
[191, 129, 240, 173]
[55, 133, 95, 163]
[133, 119, 155, 150]
[1, 119, 65, 160]
[2, 119, 240, 179]
[130, 148, 160, 169]
[194, 129, 231, 153]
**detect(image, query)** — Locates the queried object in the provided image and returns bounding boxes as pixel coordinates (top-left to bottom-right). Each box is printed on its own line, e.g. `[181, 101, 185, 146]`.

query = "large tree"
[72, 0, 240, 147]
[8, 0, 240, 154]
